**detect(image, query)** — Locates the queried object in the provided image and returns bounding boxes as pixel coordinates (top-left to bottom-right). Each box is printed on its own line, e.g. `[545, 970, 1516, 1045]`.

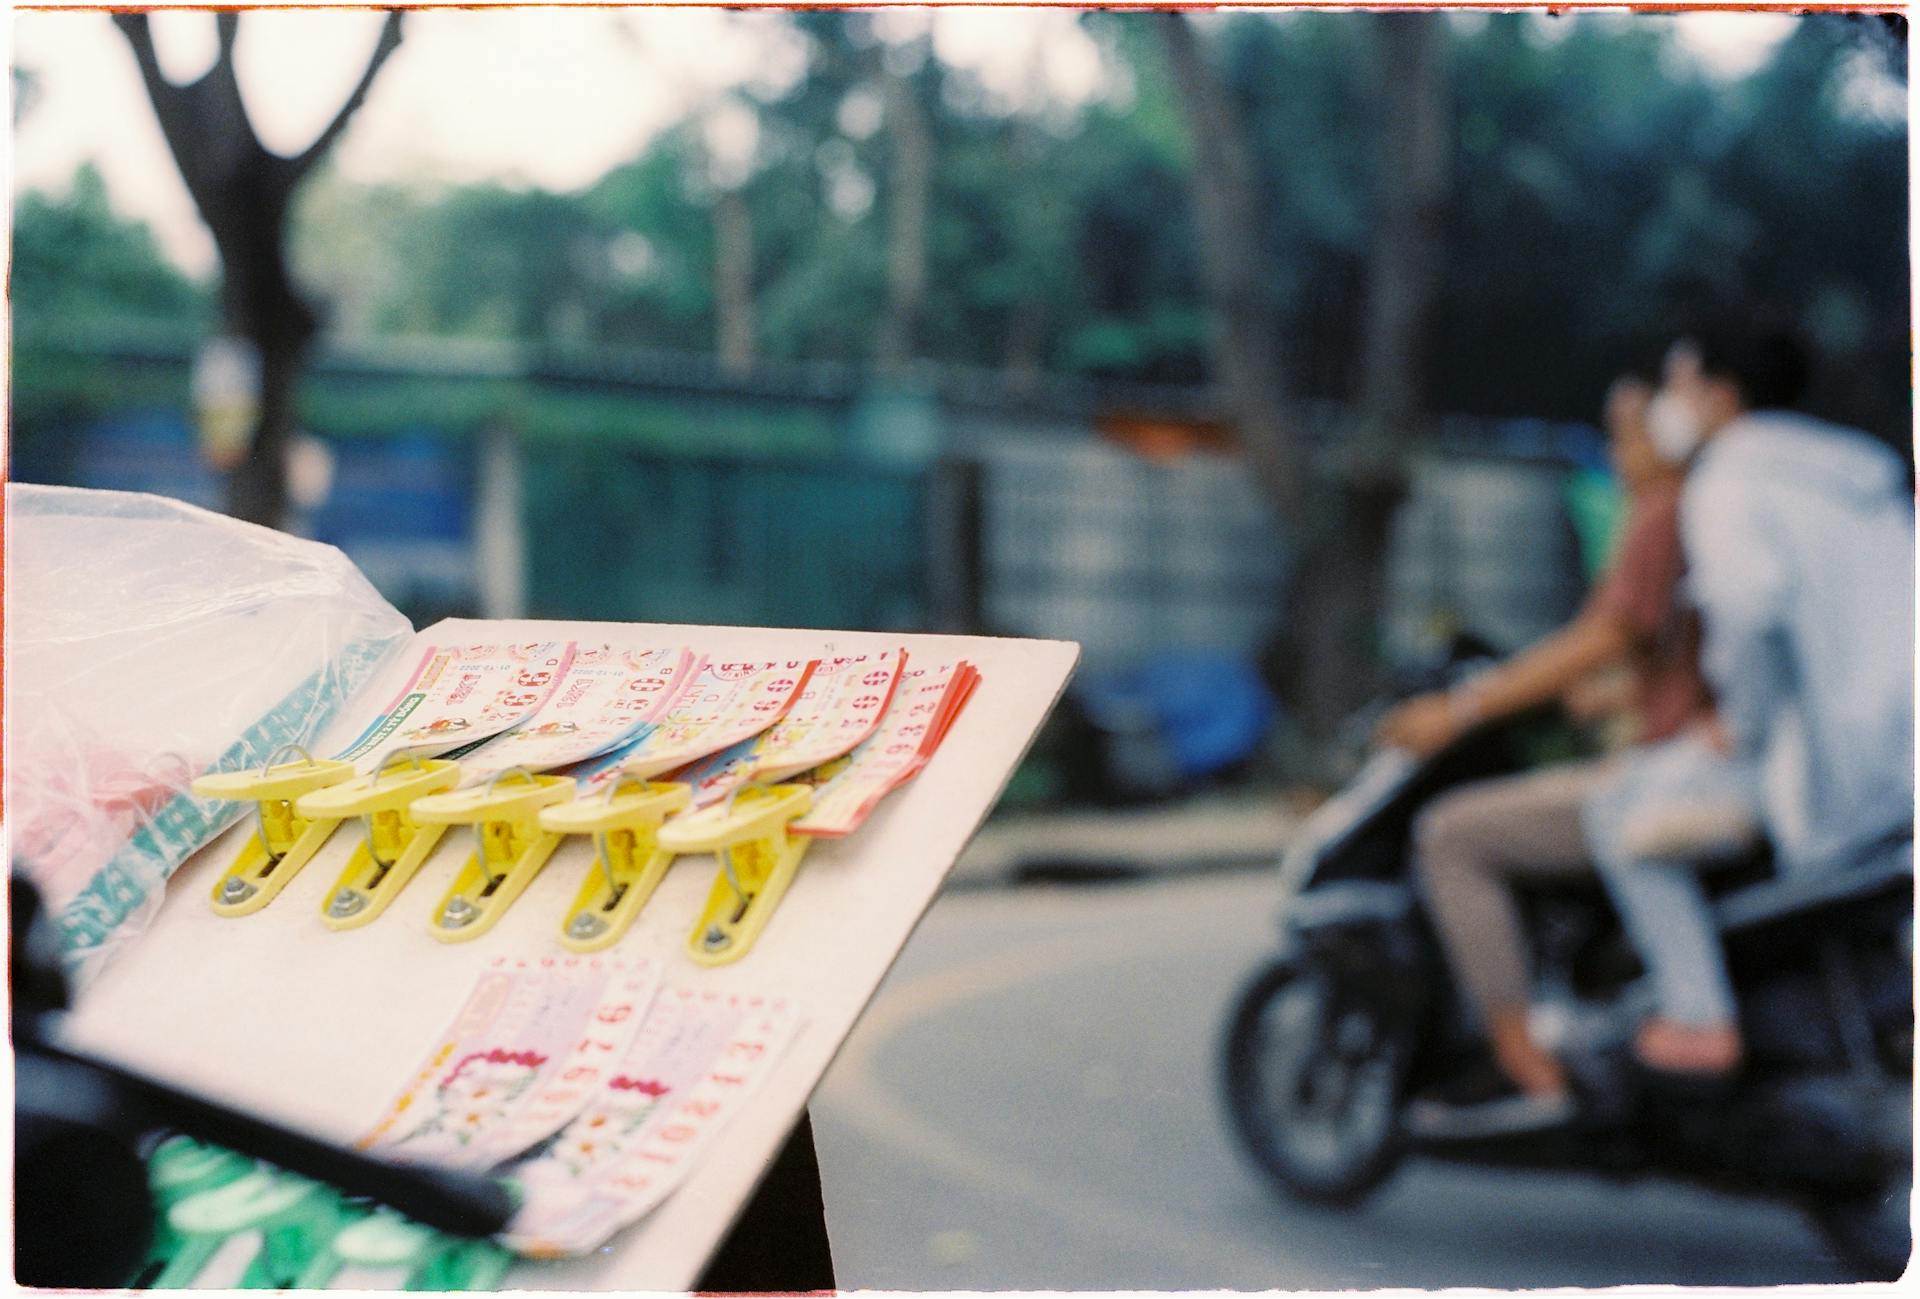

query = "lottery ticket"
[573, 657, 817, 786]
[668, 650, 905, 809]
[670, 649, 910, 813]
[452, 644, 695, 786]
[333, 642, 576, 772]
[789, 658, 979, 837]
[501, 988, 802, 1258]
[747, 648, 906, 783]
[359, 956, 663, 1172]
[668, 733, 764, 810]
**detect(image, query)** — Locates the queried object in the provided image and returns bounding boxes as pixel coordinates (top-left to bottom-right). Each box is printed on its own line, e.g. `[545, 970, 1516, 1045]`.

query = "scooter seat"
[1714, 835, 1913, 935]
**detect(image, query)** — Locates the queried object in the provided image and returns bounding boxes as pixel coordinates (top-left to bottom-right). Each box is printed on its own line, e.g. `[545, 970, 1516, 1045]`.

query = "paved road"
[811, 871, 1855, 1290]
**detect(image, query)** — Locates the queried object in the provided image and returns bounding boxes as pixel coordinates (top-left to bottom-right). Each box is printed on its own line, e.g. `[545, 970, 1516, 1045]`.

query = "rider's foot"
[1404, 1057, 1575, 1141]
[1634, 1018, 1742, 1076]
[1489, 1009, 1570, 1097]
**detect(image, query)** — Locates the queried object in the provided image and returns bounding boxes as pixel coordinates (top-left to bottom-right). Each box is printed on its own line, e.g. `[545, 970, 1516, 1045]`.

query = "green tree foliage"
[10, 163, 211, 335]
[379, 184, 607, 343]
[1709, 18, 1909, 436]
[1198, 11, 1906, 438]
[739, 15, 890, 365]
[15, 13, 1908, 439]
[1421, 13, 1908, 437]
[589, 131, 728, 352]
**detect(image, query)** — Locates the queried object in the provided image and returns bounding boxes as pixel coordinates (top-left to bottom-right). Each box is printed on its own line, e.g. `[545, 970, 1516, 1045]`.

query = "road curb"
[945, 800, 1296, 890]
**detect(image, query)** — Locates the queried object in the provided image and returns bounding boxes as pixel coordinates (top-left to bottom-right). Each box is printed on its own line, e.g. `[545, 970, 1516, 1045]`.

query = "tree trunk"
[112, 10, 403, 531]
[1154, 13, 1302, 515]
[215, 229, 315, 529]
[224, 328, 307, 527]
[1158, 12, 1453, 757]
[876, 62, 931, 375]
[1001, 301, 1046, 396]
[1287, 12, 1454, 744]
[207, 180, 318, 526]
[1279, 480, 1407, 746]
[713, 187, 756, 377]
[1356, 12, 1453, 450]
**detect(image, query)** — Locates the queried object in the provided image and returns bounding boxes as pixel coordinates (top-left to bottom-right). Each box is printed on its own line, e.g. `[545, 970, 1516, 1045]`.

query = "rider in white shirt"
[1586, 320, 1915, 1078]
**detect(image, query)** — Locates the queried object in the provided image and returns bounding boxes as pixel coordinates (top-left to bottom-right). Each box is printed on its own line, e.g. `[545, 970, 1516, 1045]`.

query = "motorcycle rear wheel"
[1808, 1171, 1913, 1280]
[1220, 955, 1408, 1205]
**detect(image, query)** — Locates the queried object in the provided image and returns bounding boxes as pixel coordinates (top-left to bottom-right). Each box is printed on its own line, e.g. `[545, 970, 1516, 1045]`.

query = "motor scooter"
[1218, 648, 1913, 1279]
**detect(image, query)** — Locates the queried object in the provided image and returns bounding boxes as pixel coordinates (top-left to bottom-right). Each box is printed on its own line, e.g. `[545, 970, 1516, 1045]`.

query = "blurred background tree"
[11, 163, 212, 330]
[1154, 10, 1463, 736]
[108, 9, 403, 527]
[11, 8, 1907, 761]
[22, 11, 1897, 431]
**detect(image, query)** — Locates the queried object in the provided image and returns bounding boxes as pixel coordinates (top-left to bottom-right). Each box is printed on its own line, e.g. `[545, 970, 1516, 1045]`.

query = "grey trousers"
[1413, 758, 1616, 1025]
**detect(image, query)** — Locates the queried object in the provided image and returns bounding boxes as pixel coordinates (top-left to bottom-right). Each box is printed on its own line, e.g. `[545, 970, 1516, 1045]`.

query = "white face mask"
[1646, 392, 1703, 463]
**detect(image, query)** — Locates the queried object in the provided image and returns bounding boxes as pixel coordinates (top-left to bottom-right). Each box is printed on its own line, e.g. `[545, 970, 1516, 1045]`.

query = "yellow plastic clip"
[190, 745, 357, 916]
[297, 751, 462, 930]
[539, 779, 693, 953]
[658, 784, 814, 967]
[411, 768, 575, 943]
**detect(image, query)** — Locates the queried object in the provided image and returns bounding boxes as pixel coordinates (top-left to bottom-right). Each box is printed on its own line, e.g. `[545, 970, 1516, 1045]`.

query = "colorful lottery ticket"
[670, 649, 906, 808]
[501, 987, 802, 1257]
[359, 956, 663, 1171]
[788, 658, 979, 837]
[333, 642, 576, 772]
[749, 649, 906, 783]
[451, 645, 695, 786]
[574, 657, 817, 785]
[667, 733, 763, 810]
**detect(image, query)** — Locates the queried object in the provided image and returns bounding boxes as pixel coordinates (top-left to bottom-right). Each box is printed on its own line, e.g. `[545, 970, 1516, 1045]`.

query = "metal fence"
[975, 438, 1288, 669]
[519, 446, 927, 632]
[9, 336, 1609, 668]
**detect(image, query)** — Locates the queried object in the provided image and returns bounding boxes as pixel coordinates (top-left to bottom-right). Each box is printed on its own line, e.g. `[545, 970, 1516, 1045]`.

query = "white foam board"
[58, 618, 1079, 1290]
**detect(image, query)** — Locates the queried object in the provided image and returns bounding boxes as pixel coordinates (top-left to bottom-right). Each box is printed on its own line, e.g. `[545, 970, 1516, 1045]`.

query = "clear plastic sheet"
[5, 485, 413, 984]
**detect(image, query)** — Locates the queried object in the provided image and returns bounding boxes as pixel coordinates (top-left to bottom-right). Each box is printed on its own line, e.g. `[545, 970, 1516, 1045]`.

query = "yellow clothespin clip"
[658, 783, 814, 966]
[298, 750, 462, 929]
[539, 778, 692, 953]
[411, 767, 575, 943]
[191, 745, 356, 916]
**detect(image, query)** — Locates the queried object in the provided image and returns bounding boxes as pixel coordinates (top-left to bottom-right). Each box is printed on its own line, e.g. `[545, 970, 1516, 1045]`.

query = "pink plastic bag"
[6, 485, 413, 984]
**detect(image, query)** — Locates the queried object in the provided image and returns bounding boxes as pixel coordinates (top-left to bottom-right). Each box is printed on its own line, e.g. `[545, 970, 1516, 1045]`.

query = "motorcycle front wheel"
[1220, 955, 1408, 1205]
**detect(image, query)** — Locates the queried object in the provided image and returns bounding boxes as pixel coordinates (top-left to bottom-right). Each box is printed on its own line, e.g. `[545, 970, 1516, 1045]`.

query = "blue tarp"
[1075, 651, 1277, 780]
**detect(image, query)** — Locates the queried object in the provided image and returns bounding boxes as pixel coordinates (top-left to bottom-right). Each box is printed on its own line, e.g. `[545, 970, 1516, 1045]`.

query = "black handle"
[27, 1040, 517, 1238]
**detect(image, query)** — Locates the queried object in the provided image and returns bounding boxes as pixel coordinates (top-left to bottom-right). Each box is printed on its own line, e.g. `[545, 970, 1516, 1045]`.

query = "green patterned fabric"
[135, 1140, 514, 1291]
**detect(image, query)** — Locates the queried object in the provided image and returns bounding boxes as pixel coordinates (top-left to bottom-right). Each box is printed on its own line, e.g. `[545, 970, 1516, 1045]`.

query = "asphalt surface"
[810, 871, 1859, 1290]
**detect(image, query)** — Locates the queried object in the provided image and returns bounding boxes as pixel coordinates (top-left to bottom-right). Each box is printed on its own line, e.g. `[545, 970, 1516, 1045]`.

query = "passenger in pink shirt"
[1377, 372, 1714, 1133]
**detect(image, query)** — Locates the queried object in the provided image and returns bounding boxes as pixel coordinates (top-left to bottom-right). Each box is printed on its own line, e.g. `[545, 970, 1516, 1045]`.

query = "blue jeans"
[1582, 730, 1763, 1029]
